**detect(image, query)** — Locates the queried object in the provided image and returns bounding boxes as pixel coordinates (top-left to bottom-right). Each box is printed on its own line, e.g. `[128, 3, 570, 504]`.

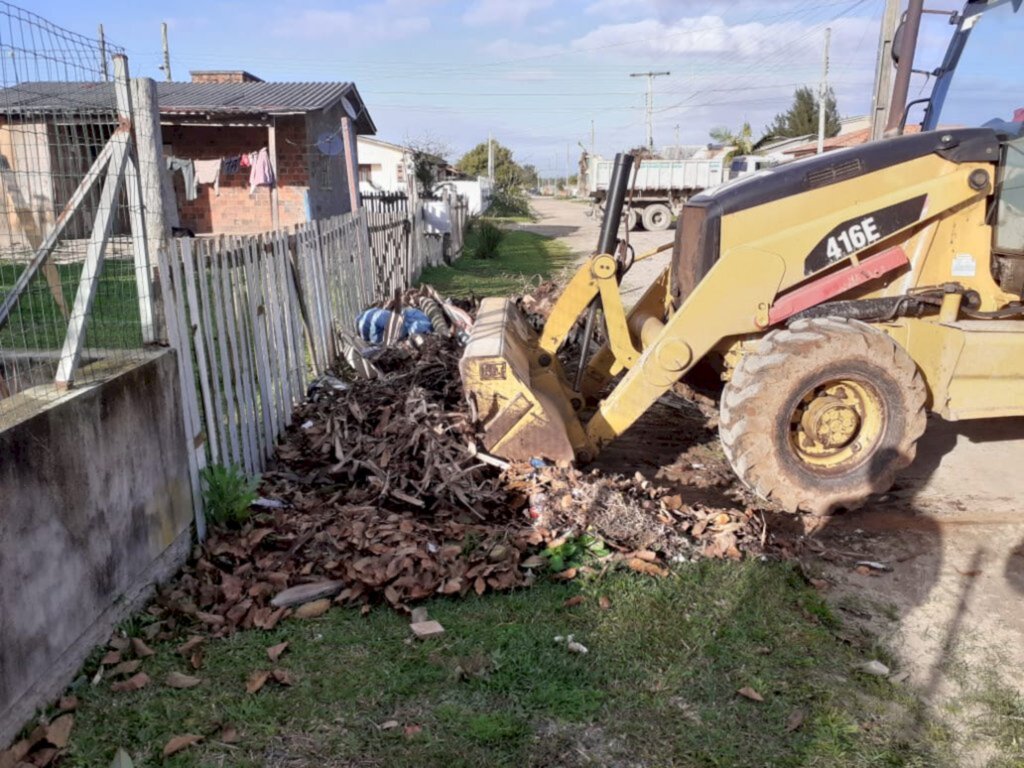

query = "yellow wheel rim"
[789, 379, 884, 470]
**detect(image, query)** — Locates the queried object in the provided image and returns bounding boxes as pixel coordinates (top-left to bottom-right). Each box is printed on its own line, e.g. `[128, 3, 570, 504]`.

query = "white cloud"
[462, 0, 555, 27]
[276, 7, 430, 42]
[480, 38, 563, 60]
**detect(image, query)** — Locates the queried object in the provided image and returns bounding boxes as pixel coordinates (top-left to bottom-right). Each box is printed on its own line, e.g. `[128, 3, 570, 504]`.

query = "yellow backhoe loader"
[460, 0, 1024, 514]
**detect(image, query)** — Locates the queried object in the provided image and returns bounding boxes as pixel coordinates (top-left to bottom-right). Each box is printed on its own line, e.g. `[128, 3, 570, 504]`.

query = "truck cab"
[728, 155, 775, 180]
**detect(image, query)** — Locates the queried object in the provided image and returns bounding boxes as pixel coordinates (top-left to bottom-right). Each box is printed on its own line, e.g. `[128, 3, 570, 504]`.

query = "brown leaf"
[197, 611, 226, 627]
[165, 672, 202, 689]
[403, 724, 422, 738]
[108, 660, 142, 678]
[177, 636, 205, 656]
[29, 746, 58, 766]
[162, 734, 202, 757]
[809, 578, 831, 591]
[786, 708, 806, 732]
[562, 596, 585, 608]
[246, 670, 270, 694]
[190, 650, 204, 670]
[271, 668, 295, 686]
[0, 738, 31, 766]
[219, 725, 241, 744]
[110, 672, 151, 693]
[598, 595, 612, 611]
[553, 568, 577, 581]
[632, 550, 658, 562]
[107, 636, 130, 652]
[44, 714, 74, 748]
[267, 642, 289, 662]
[474, 576, 486, 595]
[737, 686, 764, 702]
[130, 637, 155, 658]
[56, 696, 78, 713]
[293, 599, 331, 619]
[100, 650, 122, 666]
[627, 558, 668, 577]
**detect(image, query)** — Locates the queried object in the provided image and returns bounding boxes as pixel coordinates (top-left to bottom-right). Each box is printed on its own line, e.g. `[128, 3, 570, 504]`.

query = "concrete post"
[130, 76, 171, 343]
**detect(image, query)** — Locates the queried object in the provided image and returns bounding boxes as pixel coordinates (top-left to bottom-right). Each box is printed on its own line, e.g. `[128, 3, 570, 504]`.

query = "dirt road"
[522, 196, 1024, 736]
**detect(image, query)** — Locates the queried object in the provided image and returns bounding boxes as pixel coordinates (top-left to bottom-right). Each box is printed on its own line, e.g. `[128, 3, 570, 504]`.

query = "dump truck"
[587, 153, 738, 231]
[460, 0, 1024, 514]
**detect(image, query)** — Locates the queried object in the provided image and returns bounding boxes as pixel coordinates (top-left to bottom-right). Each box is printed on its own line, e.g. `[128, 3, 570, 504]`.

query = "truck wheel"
[642, 203, 672, 231]
[719, 317, 927, 515]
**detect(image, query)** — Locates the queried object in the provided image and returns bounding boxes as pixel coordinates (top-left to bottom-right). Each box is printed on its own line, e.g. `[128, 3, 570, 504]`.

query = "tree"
[768, 86, 840, 139]
[709, 122, 755, 161]
[404, 134, 451, 193]
[456, 140, 523, 183]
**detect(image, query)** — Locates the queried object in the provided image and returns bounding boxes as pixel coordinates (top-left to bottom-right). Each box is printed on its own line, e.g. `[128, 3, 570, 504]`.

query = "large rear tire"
[719, 317, 927, 514]
[642, 203, 672, 231]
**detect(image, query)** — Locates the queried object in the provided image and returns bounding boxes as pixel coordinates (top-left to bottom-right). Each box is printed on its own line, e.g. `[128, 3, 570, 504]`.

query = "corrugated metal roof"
[0, 80, 376, 132]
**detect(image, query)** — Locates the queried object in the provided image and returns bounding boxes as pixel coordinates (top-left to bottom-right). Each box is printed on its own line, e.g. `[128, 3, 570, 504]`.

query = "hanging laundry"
[165, 156, 197, 201]
[249, 147, 275, 194]
[240, 152, 252, 169]
[221, 154, 242, 175]
[194, 158, 221, 196]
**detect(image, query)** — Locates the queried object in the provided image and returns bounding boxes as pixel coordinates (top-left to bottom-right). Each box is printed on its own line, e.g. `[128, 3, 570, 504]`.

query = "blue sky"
[28, 0, 1023, 173]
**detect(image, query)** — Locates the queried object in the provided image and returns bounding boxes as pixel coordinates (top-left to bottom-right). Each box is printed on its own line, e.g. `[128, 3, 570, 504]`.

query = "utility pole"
[160, 22, 172, 82]
[487, 132, 494, 182]
[885, 0, 925, 136]
[869, 0, 901, 141]
[98, 24, 109, 81]
[630, 70, 670, 151]
[674, 124, 680, 148]
[816, 28, 831, 155]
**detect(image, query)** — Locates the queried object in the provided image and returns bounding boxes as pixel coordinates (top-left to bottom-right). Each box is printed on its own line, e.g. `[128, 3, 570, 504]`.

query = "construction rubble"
[156, 286, 767, 634]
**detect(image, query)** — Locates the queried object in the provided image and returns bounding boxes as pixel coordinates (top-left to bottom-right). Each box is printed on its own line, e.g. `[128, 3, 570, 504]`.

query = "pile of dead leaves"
[0, 701, 76, 768]
[152, 304, 767, 636]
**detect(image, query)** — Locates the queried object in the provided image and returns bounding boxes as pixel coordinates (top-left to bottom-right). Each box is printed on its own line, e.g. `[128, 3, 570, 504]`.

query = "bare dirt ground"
[522, 196, 1024, 756]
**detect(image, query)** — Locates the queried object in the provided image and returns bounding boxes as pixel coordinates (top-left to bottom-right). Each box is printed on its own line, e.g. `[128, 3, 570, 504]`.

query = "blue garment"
[356, 307, 434, 344]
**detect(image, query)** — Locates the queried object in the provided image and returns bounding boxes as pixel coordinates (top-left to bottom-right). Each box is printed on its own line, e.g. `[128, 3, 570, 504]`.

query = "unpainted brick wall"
[163, 114, 345, 235]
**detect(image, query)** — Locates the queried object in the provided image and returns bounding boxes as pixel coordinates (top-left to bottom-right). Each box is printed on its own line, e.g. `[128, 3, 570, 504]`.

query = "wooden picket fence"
[163, 207, 425, 536]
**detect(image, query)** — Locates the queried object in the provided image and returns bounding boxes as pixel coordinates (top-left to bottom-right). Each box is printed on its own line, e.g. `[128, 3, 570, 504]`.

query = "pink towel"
[249, 148, 275, 194]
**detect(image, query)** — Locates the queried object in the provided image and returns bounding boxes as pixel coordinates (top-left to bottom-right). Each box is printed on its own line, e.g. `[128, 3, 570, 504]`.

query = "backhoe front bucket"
[460, 296, 582, 464]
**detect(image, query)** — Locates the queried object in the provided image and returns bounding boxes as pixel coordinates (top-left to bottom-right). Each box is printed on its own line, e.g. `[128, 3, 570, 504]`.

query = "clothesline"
[166, 147, 276, 201]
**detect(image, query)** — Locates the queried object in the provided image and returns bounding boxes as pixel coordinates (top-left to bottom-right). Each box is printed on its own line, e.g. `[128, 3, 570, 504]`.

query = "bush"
[489, 184, 531, 219]
[201, 464, 260, 527]
[474, 221, 505, 259]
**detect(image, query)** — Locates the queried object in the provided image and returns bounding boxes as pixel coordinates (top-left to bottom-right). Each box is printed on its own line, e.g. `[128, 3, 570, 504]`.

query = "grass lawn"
[59, 562, 949, 767]
[420, 226, 575, 299]
[0, 260, 142, 350]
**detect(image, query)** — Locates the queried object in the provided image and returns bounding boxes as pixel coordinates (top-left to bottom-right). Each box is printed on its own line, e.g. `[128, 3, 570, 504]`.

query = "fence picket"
[210, 242, 241, 467]
[195, 238, 228, 465]
[181, 238, 220, 466]
[166, 200, 467, 493]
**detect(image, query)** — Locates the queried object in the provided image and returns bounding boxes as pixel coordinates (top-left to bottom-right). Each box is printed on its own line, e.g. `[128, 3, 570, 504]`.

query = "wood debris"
[148, 301, 766, 636]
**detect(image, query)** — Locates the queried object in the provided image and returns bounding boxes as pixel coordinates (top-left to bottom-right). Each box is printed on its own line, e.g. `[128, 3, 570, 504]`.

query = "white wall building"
[356, 136, 412, 193]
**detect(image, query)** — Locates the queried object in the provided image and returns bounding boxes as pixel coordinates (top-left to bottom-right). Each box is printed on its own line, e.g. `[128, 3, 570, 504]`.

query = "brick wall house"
[0, 72, 376, 241]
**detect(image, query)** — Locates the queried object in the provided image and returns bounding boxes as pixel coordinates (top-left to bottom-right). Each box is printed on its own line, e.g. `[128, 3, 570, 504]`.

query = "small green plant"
[201, 464, 260, 527]
[542, 534, 609, 572]
[474, 221, 505, 259]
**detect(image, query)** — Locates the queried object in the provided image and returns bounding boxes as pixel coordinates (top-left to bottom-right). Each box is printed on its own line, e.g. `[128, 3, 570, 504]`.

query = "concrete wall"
[0, 350, 193, 746]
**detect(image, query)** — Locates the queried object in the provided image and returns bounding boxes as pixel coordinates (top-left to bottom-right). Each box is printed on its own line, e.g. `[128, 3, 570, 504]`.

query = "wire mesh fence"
[0, 4, 158, 425]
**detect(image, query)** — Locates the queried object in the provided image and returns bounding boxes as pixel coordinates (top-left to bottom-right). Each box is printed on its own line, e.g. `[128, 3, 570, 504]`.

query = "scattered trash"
[252, 497, 288, 510]
[854, 561, 892, 572]
[858, 660, 891, 677]
[410, 620, 445, 639]
[271, 580, 345, 608]
[554, 634, 589, 654]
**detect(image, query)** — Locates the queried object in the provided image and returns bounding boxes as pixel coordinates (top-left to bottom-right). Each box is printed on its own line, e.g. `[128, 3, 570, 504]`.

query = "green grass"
[420, 227, 575, 298]
[0, 260, 142, 350]
[58, 562, 949, 767]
